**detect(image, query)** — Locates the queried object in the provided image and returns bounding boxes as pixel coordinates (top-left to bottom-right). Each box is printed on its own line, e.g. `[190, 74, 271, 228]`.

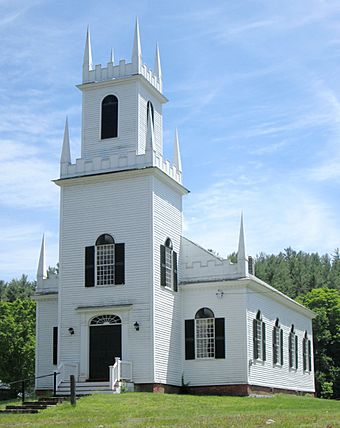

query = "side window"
[101, 95, 118, 139]
[185, 308, 225, 360]
[272, 318, 283, 365]
[303, 331, 312, 372]
[160, 238, 178, 291]
[289, 325, 298, 369]
[253, 310, 266, 361]
[85, 234, 125, 287]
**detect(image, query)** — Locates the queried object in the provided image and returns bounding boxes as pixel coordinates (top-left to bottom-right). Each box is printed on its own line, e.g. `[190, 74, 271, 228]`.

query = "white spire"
[109, 48, 114, 64]
[173, 128, 182, 172]
[146, 103, 155, 151]
[60, 117, 71, 164]
[131, 18, 142, 72]
[237, 213, 246, 261]
[83, 26, 93, 76]
[154, 43, 162, 80]
[37, 234, 46, 280]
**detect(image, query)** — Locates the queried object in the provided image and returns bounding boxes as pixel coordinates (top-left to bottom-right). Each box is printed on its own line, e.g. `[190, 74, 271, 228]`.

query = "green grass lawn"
[0, 393, 339, 428]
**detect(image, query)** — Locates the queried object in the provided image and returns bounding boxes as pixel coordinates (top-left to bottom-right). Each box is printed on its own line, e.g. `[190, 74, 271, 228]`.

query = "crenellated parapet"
[60, 148, 182, 184]
[82, 19, 162, 93]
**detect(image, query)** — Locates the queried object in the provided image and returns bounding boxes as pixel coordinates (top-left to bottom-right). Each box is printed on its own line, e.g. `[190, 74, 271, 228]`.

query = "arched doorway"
[89, 315, 122, 381]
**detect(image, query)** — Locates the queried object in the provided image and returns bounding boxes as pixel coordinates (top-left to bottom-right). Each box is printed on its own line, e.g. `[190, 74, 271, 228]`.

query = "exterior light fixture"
[216, 289, 224, 299]
[68, 327, 75, 335]
[134, 322, 140, 331]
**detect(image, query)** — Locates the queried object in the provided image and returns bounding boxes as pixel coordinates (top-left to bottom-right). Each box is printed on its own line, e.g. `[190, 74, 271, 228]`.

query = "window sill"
[95, 284, 124, 288]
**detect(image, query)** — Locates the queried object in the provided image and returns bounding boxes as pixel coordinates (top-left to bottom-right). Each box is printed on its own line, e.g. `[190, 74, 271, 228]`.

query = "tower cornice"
[54, 166, 189, 195]
[77, 73, 168, 103]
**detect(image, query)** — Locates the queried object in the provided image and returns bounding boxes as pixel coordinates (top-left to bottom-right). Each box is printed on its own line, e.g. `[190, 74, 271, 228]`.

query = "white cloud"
[184, 173, 339, 257]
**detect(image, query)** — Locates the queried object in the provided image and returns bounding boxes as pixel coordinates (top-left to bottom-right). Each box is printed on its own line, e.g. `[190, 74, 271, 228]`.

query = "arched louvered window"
[289, 325, 298, 369]
[101, 95, 118, 139]
[147, 101, 154, 128]
[273, 318, 283, 365]
[253, 310, 266, 361]
[84, 234, 125, 287]
[160, 238, 177, 291]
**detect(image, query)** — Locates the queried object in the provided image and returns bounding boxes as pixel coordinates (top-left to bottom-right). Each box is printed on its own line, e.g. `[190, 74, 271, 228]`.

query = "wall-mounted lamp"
[134, 322, 140, 331]
[68, 327, 75, 335]
[216, 289, 224, 299]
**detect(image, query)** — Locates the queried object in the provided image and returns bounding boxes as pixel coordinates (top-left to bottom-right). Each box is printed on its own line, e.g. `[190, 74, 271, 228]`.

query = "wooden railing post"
[53, 371, 57, 396]
[70, 375, 76, 406]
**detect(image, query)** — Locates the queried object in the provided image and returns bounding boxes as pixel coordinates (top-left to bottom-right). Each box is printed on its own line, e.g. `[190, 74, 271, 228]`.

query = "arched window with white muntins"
[96, 234, 115, 286]
[84, 234, 125, 287]
[184, 308, 225, 360]
[253, 310, 266, 361]
[160, 238, 177, 291]
[90, 315, 121, 325]
[101, 95, 118, 139]
[273, 318, 283, 365]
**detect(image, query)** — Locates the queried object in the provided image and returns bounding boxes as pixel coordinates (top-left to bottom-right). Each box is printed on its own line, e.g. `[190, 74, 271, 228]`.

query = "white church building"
[34, 21, 315, 396]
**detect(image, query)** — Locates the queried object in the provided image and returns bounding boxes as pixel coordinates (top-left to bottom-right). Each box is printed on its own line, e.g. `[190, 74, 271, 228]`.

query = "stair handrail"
[7, 371, 59, 404]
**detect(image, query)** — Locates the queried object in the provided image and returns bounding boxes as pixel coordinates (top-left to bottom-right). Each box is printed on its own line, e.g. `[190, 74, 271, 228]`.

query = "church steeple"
[37, 234, 46, 281]
[154, 43, 162, 90]
[83, 26, 93, 81]
[131, 18, 142, 73]
[60, 117, 71, 164]
[173, 129, 182, 173]
[237, 213, 246, 262]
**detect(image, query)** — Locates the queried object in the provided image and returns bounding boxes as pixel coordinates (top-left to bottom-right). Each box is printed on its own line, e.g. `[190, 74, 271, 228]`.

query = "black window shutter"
[115, 243, 125, 285]
[215, 318, 225, 359]
[160, 245, 166, 287]
[272, 328, 277, 364]
[185, 319, 195, 360]
[303, 338, 306, 371]
[262, 322, 266, 361]
[289, 333, 293, 368]
[173, 251, 178, 292]
[253, 319, 258, 360]
[308, 340, 312, 371]
[280, 329, 284, 366]
[295, 335, 298, 369]
[85, 246, 95, 287]
[53, 326, 58, 365]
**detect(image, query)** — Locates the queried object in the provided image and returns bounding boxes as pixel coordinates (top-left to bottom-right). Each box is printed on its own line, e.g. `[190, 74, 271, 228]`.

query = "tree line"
[0, 251, 339, 398]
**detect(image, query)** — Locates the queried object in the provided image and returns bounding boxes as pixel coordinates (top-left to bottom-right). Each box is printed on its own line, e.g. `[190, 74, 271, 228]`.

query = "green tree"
[0, 299, 36, 391]
[0, 275, 36, 302]
[298, 288, 340, 399]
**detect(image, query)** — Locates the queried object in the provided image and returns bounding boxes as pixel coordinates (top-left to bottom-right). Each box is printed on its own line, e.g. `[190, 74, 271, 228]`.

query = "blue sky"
[1, 0, 340, 281]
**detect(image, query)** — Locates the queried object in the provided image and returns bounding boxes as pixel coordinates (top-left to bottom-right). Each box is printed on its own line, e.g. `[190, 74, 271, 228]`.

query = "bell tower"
[54, 20, 188, 387]
[60, 19, 182, 186]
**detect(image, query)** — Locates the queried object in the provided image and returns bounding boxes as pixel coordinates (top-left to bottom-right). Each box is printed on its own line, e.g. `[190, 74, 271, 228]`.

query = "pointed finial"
[83, 26, 93, 75]
[173, 129, 182, 172]
[146, 103, 155, 151]
[132, 17, 142, 72]
[109, 48, 114, 64]
[37, 234, 46, 280]
[60, 117, 71, 164]
[237, 212, 246, 261]
[154, 43, 162, 80]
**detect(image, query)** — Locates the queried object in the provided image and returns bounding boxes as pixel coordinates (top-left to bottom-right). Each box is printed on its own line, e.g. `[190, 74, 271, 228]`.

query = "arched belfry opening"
[101, 95, 118, 139]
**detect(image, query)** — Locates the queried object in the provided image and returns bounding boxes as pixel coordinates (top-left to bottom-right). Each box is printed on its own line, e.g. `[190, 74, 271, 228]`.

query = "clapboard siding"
[35, 297, 58, 389]
[82, 81, 138, 160]
[153, 177, 183, 385]
[246, 289, 315, 392]
[182, 283, 248, 386]
[58, 172, 154, 383]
